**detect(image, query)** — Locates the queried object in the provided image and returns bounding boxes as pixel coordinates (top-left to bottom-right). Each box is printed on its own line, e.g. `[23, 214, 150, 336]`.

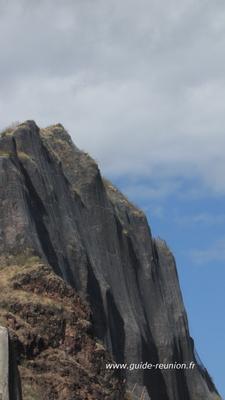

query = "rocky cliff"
[0, 261, 124, 400]
[0, 121, 221, 400]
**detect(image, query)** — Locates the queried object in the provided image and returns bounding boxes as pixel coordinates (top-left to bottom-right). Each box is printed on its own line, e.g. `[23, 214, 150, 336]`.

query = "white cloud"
[143, 205, 165, 219]
[191, 237, 225, 265]
[174, 212, 225, 226]
[121, 179, 183, 200]
[1, 0, 225, 194]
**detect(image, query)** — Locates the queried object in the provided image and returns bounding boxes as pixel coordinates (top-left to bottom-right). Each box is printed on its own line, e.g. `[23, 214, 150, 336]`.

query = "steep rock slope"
[0, 121, 221, 400]
[0, 260, 124, 400]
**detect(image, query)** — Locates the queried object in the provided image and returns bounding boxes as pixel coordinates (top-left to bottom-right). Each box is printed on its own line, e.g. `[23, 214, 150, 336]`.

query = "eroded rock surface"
[0, 121, 221, 400]
[0, 262, 124, 400]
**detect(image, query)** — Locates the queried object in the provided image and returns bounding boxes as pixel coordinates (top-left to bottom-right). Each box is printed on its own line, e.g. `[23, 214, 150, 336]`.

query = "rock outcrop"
[0, 121, 221, 400]
[0, 326, 22, 400]
[0, 261, 124, 400]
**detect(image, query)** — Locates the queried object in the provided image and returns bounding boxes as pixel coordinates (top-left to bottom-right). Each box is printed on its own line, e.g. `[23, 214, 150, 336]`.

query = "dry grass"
[103, 177, 144, 217]
[0, 121, 20, 137]
[0, 262, 67, 311]
[0, 150, 11, 157]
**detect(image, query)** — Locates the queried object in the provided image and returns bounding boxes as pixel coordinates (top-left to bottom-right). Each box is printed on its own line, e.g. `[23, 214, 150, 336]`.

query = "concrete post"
[0, 326, 9, 400]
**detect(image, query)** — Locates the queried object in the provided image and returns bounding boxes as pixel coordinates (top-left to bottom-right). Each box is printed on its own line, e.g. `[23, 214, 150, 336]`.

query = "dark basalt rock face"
[0, 121, 221, 400]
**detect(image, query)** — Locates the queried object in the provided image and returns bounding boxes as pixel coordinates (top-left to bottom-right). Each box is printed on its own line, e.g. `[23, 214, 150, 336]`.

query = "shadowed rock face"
[0, 121, 221, 400]
[0, 326, 22, 400]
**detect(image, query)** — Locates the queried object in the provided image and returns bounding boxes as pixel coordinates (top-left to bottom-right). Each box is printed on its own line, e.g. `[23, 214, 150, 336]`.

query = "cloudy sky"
[1, 0, 225, 396]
